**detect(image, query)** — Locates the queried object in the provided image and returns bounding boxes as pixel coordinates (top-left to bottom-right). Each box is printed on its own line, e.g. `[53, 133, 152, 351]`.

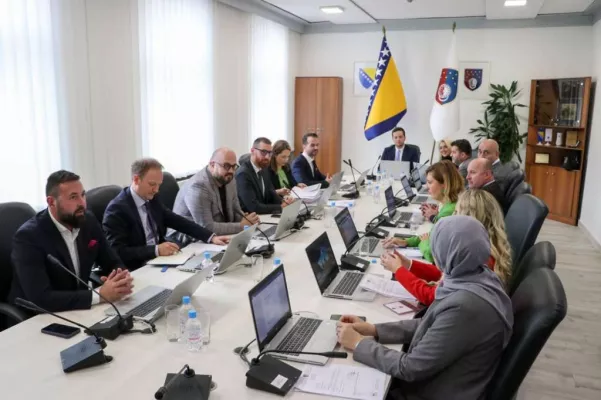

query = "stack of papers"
[295, 364, 387, 400]
[359, 274, 416, 300]
[291, 184, 322, 200]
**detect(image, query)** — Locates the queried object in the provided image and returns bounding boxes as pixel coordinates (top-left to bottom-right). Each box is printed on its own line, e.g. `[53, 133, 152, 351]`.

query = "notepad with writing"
[295, 364, 387, 400]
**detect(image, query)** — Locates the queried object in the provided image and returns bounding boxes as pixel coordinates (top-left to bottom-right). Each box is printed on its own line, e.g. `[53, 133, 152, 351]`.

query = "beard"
[57, 205, 86, 228]
[214, 172, 233, 185]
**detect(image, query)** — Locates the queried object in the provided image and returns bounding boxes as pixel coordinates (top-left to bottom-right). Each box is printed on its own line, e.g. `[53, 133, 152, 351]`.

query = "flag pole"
[382, 25, 386, 36]
[430, 141, 436, 165]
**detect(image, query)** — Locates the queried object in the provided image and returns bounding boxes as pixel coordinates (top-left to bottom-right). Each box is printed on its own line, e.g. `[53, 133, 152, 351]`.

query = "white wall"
[580, 21, 601, 245]
[299, 27, 594, 171]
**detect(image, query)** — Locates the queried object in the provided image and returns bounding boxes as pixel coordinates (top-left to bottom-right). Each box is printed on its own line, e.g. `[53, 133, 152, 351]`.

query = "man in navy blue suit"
[291, 132, 332, 188]
[380, 127, 420, 170]
[103, 158, 230, 272]
[9, 170, 133, 313]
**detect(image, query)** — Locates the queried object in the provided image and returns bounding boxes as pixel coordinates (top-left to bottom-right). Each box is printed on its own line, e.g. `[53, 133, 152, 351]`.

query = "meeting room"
[2, 0, 601, 399]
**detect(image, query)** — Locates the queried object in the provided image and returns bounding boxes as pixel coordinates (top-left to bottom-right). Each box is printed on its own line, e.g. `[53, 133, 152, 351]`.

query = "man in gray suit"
[478, 139, 520, 185]
[450, 139, 472, 181]
[172, 148, 260, 236]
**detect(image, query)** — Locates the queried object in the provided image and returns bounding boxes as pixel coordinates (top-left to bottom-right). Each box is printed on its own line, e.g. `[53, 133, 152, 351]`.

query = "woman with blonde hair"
[438, 139, 453, 162]
[383, 160, 464, 262]
[381, 189, 512, 305]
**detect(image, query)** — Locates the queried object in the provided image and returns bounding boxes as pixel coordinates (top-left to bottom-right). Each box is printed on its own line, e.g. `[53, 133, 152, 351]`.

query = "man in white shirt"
[9, 170, 133, 313]
[291, 132, 332, 188]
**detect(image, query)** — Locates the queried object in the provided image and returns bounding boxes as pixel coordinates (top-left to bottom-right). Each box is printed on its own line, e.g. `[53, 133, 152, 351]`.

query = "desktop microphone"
[15, 297, 112, 373]
[342, 159, 360, 199]
[154, 364, 213, 400]
[339, 215, 388, 271]
[46, 254, 133, 340]
[236, 211, 275, 257]
[246, 350, 348, 396]
[366, 155, 382, 181]
[289, 186, 311, 221]
[342, 159, 363, 182]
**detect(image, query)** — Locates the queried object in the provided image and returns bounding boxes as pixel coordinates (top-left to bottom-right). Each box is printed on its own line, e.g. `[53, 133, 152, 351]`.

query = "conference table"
[0, 179, 431, 400]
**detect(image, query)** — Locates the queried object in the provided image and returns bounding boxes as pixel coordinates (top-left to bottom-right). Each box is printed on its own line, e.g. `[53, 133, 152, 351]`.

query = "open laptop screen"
[249, 266, 292, 351]
[385, 186, 396, 219]
[400, 176, 415, 200]
[334, 207, 360, 250]
[305, 233, 339, 294]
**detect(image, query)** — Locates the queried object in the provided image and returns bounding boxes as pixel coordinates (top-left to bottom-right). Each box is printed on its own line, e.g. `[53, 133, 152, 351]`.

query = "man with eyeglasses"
[172, 147, 260, 237]
[236, 137, 293, 215]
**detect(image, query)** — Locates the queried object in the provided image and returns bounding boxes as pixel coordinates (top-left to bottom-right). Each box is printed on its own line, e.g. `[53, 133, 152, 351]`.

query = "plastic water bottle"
[347, 203, 355, 219]
[179, 296, 195, 339]
[273, 257, 282, 271]
[201, 251, 216, 283]
[186, 310, 203, 352]
[366, 181, 373, 196]
[373, 184, 381, 204]
[325, 201, 337, 228]
[371, 259, 378, 269]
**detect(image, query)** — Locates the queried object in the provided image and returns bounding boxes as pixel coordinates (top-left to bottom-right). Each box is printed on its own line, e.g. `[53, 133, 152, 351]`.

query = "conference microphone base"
[342, 191, 360, 199]
[340, 254, 369, 272]
[246, 355, 301, 396]
[157, 373, 213, 400]
[245, 244, 274, 258]
[88, 314, 134, 340]
[61, 336, 112, 373]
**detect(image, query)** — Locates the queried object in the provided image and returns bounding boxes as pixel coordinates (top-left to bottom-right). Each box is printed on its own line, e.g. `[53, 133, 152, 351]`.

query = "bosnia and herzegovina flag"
[364, 35, 407, 141]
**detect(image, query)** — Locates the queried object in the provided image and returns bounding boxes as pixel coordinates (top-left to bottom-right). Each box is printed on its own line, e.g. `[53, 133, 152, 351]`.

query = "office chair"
[0, 202, 35, 331]
[159, 171, 179, 211]
[239, 153, 251, 165]
[486, 267, 567, 400]
[507, 182, 531, 206]
[505, 194, 548, 266]
[509, 241, 556, 296]
[406, 144, 422, 161]
[503, 169, 525, 195]
[86, 185, 122, 224]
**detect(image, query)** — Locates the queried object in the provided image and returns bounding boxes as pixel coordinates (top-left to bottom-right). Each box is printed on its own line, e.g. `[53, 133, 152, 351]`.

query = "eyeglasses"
[253, 148, 273, 157]
[214, 162, 239, 172]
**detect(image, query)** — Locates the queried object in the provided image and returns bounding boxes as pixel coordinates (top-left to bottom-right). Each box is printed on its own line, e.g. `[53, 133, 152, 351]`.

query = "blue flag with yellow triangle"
[364, 35, 407, 141]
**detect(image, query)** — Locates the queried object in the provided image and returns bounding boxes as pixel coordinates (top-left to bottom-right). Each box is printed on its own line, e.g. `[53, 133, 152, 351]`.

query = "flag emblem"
[464, 68, 483, 91]
[358, 68, 376, 89]
[435, 68, 458, 105]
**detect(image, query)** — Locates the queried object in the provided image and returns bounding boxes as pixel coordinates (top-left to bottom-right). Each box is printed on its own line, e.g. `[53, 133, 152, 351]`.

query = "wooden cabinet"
[294, 77, 343, 176]
[527, 165, 580, 224]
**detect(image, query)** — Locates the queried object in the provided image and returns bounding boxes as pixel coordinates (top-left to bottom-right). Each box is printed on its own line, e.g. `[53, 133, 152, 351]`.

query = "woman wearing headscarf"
[337, 216, 513, 400]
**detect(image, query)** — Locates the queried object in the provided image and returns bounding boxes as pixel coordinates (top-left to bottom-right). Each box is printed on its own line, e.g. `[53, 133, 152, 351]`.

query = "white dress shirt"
[130, 186, 160, 256]
[302, 152, 315, 176]
[492, 159, 501, 166]
[48, 210, 99, 305]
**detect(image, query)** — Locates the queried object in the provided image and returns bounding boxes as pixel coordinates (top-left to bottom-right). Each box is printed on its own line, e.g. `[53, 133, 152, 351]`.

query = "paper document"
[359, 274, 416, 300]
[295, 364, 387, 400]
[292, 184, 322, 199]
[396, 248, 424, 259]
[146, 253, 193, 266]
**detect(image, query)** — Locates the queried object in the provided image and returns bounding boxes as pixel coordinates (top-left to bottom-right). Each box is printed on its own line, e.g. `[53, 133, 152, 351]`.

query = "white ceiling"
[264, 0, 596, 24]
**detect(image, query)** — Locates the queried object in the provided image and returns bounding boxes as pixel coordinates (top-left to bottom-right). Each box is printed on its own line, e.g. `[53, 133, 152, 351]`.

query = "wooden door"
[294, 78, 317, 156]
[549, 167, 577, 217]
[315, 77, 342, 175]
[528, 165, 551, 209]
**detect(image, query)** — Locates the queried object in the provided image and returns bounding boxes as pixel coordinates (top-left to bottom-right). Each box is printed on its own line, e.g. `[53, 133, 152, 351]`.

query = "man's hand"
[99, 268, 134, 303]
[281, 197, 295, 208]
[158, 242, 180, 256]
[326, 174, 333, 183]
[276, 188, 290, 196]
[211, 235, 230, 245]
[339, 315, 377, 337]
[296, 183, 307, 189]
[241, 212, 260, 227]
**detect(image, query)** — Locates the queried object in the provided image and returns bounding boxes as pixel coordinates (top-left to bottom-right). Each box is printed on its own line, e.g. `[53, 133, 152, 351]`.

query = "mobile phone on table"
[270, 214, 281, 218]
[41, 323, 81, 339]
[330, 314, 366, 322]
[384, 300, 422, 315]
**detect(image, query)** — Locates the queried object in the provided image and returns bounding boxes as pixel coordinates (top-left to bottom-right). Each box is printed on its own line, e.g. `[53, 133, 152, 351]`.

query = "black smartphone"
[41, 323, 80, 339]
[330, 314, 366, 322]
[270, 214, 281, 218]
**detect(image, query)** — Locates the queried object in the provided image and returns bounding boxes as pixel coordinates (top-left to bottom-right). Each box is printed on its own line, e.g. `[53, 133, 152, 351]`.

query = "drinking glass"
[251, 254, 265, 283]
[165, 304, 180, 343]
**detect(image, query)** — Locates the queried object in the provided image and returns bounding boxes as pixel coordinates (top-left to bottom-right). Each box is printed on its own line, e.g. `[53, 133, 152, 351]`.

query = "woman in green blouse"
[383, 160, 465, 262]
[267, 140, 306, 196]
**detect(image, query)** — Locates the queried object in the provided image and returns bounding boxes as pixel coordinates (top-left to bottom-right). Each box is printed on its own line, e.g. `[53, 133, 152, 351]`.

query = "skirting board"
[578, 220, 601, 251]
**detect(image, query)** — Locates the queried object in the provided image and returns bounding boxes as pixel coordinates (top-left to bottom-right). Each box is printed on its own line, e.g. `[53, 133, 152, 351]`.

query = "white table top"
[0, 181, 432, 400]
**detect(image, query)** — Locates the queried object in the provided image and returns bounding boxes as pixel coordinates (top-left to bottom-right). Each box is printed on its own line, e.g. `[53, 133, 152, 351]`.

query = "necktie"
[257, 171, 265, 197]
[395, 149, 400, 161]
[144, 202, 159, 244]
[312, 161, 318, 178]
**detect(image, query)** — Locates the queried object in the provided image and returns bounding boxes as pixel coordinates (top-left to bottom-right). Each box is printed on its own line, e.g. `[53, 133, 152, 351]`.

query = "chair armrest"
[0, 302, 28, 325]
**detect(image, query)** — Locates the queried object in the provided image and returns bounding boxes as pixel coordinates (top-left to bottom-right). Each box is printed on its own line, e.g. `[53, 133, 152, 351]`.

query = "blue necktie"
[395, 149, 400, 161]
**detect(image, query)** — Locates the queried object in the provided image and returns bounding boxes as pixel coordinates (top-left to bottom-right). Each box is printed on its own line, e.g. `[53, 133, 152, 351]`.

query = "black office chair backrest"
[486, 267, 567, 400]
[507, 182, 532, 207]
[0, 202, 36, 301]
[406, 144, 421, 161]
[239, 153, 251, 165]
[159, 171, 179, 211]
[509, 241, 556, 296]
[86, 185, 122, 224]
[504, 194, 548, 266]
[503, 168, 525, 196]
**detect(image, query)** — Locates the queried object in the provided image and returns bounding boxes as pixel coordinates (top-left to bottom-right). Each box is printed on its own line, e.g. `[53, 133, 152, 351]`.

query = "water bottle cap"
[329, 201, 336, 206]
[244, 225, 249, 230]
[274, 258, 281, 265]
[182, 296, 190, 304]
[371, 259, 377, 264]
[203, 251, 211, 259]
[188, 310, 196, 318]
[348, 203, 353, 208]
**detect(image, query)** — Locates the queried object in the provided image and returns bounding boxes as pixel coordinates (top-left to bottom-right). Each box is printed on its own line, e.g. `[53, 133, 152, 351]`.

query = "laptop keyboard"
[413, 195, 429, 203]
[276, 317, 322, 354]
[127, 289, 172, 317]
[332, 272, 363, 296]
[211, 252, 224, 263]
[394, 211, 413, 222]
[262, 225, 277, 237]
[359, 237, 380, 253]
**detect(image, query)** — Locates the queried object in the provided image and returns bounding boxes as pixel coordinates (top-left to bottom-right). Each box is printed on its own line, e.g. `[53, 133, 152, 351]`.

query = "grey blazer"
[172, 167, 243, 235]
[458, 158, 472, 182]
[354, 291, 508, 400]
[492, 160, 520, 185]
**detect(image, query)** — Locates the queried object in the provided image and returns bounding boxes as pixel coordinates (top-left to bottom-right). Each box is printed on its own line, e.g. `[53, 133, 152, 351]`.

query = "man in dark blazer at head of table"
[103, 158, 230, 272]
[381, 127, 421, 170]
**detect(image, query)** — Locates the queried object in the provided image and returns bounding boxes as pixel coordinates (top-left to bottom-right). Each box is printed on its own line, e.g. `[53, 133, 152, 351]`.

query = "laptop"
[335, 207, 383, 257]
[104, 268, 209, 322]
[307, 186, 333, 216]
[384, 186, 414, 226]
[305, 232, 376, 302]
[411, 176, 431, 204]
[248, 265, 337, 365]
[380, 160, 411, 180]
[340, 169, 369, 192]
[177, 225, 257, 275]
[411, 163, 429, 190]
[256, 200, 302, 241]
[328, 171, 344, 196]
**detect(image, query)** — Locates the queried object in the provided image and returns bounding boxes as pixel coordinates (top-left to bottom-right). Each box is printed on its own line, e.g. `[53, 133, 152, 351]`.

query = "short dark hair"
[46, 170, 81, 197]
[392, 127, 406, 137]
[131, 158, 163, 179]
[302, 132, 319, 145]
[252, 137, 272, 148]
[451, 139, 472, 156]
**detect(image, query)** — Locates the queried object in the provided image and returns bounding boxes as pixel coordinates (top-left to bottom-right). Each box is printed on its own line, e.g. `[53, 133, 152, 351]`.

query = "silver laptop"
[256, 200, 302, 241]
[335, 207, 383, 257]
[305, 232, 375, 302]
[249, 265, 337, 365]
[380, 160, 411, 181]
[308, 186, 333, 216]
[411, 177, 431, 204]
[384, 185, 413, 226]
[328, 171, 344, 198]
[340, 169, 369, 192]
[104, 268, 209, 322]
[177, 225, 257, 275]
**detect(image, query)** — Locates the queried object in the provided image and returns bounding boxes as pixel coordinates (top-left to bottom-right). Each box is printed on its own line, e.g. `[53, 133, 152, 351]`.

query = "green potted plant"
[469, 81, 528, 162]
